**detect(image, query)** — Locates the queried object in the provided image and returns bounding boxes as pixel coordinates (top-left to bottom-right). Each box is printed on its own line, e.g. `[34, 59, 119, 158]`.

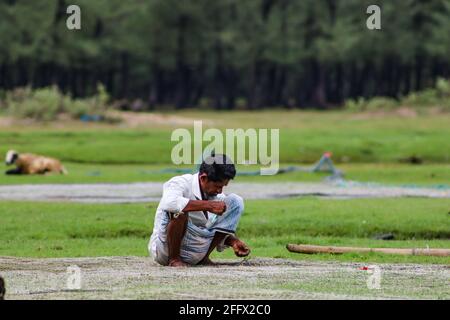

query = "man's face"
[199, 173, 229, 197]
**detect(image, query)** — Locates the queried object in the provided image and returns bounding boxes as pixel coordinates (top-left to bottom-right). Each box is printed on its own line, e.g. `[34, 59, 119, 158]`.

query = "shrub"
[66, 99, 90, 118]
[0, 90, 6, 113]
[344, 97, 398, 111]
[345, 78, 450, 112]
[365, 97, 399, 111]
[435, 78, 450, 110]
[343, 97, 366, 112]
[235, 97, 248, 110]
[6, 86, 63, 121]
[198, 97, 213, 110]
[436, 77, 450, 97]
[402, 89, 440, 108]
[5, 83, 111, 121]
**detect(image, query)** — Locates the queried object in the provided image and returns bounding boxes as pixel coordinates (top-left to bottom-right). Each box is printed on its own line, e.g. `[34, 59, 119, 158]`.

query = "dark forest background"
[0, 0, 449, 109]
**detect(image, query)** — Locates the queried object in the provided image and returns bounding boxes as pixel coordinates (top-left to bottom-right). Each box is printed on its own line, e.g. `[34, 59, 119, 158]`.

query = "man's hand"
[182, 200, 226, 215]
[208, 201, 227, 215]
[227, 237, 251, 257]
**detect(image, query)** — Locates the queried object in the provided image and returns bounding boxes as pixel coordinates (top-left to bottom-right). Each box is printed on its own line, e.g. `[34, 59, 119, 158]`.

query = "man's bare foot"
[198, 257, 216, 266]
[168, 258, 189, 267]
[231, 239, 251, 257]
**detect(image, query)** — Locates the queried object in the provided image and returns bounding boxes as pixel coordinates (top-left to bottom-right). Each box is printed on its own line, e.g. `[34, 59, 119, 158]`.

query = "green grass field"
[1, 110, 449, 186]
[1, 111, 449, 165]
[1, 110, 449, 265]
[1, 162, 449, 186]
[1, 198, 448, 264]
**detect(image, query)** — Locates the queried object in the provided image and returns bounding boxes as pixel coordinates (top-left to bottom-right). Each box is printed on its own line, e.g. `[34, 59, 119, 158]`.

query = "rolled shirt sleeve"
[159, 178, 191, 213]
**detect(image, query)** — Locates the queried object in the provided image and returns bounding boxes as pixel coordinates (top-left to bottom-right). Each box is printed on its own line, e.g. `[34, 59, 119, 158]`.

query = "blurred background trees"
[0, 0, 449, 110]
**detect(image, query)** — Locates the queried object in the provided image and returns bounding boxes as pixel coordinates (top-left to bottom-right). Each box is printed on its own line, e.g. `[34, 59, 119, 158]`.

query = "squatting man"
[149, 154, 250, 267]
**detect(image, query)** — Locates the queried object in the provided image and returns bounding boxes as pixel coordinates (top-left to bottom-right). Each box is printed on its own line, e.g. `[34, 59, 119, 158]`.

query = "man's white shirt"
[149, 172, 225, 257]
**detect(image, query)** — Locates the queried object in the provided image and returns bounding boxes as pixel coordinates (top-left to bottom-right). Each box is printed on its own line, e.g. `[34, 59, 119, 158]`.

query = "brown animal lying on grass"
[5, 150, 68, 175]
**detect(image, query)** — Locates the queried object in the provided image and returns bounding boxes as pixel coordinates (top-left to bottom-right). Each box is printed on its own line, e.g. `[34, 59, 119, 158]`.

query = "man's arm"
[182, 200, 226, 215]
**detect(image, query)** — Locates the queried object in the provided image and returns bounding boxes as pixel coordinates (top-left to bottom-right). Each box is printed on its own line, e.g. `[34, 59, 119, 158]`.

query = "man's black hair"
[199, 154, 236, 182]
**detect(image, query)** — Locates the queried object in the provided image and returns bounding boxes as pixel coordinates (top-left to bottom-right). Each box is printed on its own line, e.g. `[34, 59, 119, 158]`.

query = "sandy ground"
[0, 182, 448, 203]
[0, 256, 448, 300]
[0, 111, 214, 129]
[110, 111, 216, 127]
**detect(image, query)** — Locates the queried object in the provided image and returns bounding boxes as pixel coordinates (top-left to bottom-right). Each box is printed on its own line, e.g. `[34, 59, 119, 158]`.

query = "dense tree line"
[0, 0, 449, 109]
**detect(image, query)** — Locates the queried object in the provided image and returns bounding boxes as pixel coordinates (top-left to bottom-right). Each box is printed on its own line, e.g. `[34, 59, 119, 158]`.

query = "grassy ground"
[1, 198, 448, 264]
[1, 162, 450, 186]
[0, 111, 449, 165]
[0, 110, 449, 268]
[1, 110, 449, 185]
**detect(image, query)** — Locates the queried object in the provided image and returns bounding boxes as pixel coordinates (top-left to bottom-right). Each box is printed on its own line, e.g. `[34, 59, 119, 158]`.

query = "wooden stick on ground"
[286, 244, 450, 257]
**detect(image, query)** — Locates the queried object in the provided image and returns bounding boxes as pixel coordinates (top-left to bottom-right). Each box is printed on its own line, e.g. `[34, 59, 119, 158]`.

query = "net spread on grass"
[0, 182, 448, 203]
[0, 257, 448, 300]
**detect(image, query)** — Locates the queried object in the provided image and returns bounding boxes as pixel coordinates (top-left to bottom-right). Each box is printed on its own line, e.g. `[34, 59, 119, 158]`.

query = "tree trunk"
[120, 53, 129, 99]
[311, 61, 327, 108]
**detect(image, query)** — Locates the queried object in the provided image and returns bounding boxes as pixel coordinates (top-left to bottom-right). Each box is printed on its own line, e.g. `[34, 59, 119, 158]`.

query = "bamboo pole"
[286, 244, 450, 257]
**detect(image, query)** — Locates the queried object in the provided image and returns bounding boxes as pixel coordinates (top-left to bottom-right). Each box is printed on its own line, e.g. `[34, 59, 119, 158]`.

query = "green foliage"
[197, 97, 213, 110]
[403, 89, 440, 108]
[4, 84, 111, 121]
[436, 77, 450, 97]
[365, 97, 399, 111]
[345, 97, 399, 112]
[6, 86, 62, 121]
[66, 99, 90, 118]
[345, 78, 450, 111]
[1, 0, 449, 108]
[344, 97, 366, 112]
[68, 83, 110, 118]
[403, 78, 450, 110]
[235, 97, 249, 110]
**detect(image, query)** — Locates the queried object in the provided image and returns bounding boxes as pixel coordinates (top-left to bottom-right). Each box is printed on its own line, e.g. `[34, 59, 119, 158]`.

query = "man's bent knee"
[226, 193, 244, 212]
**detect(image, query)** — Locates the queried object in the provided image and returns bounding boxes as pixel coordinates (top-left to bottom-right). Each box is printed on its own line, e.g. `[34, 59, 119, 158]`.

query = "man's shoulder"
[164, 173, 195, 187]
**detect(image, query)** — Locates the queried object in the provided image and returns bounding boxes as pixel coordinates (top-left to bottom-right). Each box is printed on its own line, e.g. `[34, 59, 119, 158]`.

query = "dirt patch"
[109, 111, 215, 128]
[0, 116, 14, 127]
[0, 256, 448, 300]
[0, 111, 213, 129]
[350, 107, 419, 120]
